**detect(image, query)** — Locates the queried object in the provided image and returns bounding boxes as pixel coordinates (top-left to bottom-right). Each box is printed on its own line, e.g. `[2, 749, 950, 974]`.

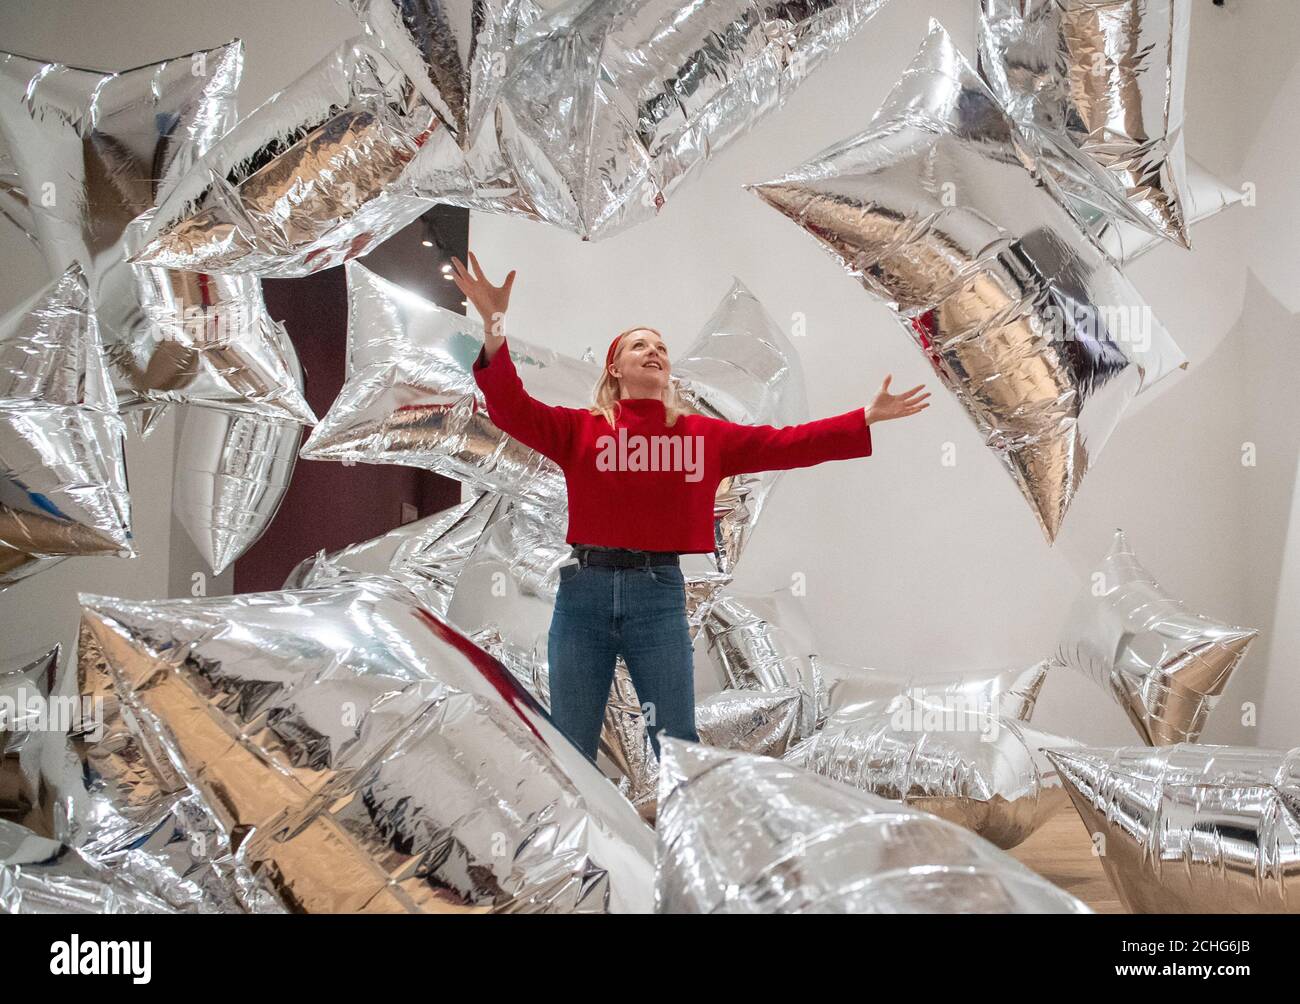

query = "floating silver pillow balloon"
[286, 489, 494, 621]
[172, 317, 308, 575]
[820, 660, 1050, 726]
[345, 0, 545, 150]
[1048, 744, 1299, 913]
[78, 577, 655, 913]
[0, 44, 314, 429]
[750, 21, 1185, 542]
[978, 0, 1192, 251]
[655, 737, 1090, 913]
[130, 36, 468, 277]
[1, 265, 132, 584]
[1053, 529, 1257, 745]
[1071, 159, 1244, 265]
[173, 408, 302, 576]
[785, 701, 1079, 849]
[486, 0, 894, 238]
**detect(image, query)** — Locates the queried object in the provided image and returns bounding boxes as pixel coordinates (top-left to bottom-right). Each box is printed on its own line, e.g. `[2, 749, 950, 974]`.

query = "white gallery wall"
[0, 0, 1296, 749]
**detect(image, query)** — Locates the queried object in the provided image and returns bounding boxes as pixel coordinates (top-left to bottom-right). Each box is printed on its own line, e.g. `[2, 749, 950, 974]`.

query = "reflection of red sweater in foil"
[472, 339, 873, 554]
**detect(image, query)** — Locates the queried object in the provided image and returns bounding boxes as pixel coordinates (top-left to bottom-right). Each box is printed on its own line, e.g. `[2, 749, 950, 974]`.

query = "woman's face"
[612, 328, 670, 395]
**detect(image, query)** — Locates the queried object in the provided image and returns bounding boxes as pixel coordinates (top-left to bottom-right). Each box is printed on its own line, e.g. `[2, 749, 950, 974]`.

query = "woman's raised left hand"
[864, 375, 930, 424]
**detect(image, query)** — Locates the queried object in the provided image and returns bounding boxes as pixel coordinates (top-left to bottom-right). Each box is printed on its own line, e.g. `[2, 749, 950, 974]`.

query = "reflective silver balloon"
[172, 316, 308, 575]
[173, 407, 302, 575]
[655, 737, 1090, 913]
[307, 264, 809, 581]
[119, 235, 317, 428]
[1073, 158, 1244, 265]
[0, 43, 313, 428]
[821, 660, 1050, 726]
[1, 645, 60, 834]
[486, 0, 893, 238]
[1053, 529, 1257, 745]
[619, 688, 801, 821]
[1, 265, 132, 584]
[750, 20, 1185, 543]
[130, 36, 468, 277]
[346, 0, 545, 150]
[64, 615, 261, 912]
[785, 701, 1079, 849]
[0, 819, 177, 914]
[978, 0, 1192, 250]
[78, 577, 655, 913]
[699, 588, 822, 738]
[286, 489, 493, 620]
[1048, 744, 1300, 913]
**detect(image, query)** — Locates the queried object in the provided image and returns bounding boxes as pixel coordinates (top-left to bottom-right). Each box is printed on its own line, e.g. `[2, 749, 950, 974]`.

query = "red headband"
[605, 333, 625, 370]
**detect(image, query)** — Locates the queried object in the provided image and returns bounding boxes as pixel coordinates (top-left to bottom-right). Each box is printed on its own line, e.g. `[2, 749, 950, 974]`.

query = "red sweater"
[472, 339, 872, 553]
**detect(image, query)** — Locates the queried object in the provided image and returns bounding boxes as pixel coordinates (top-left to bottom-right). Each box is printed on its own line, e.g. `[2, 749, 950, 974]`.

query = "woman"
[452, 252, 929, 764]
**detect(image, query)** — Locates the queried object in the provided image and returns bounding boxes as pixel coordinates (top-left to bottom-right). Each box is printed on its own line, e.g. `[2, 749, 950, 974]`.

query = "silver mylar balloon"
[1053, 529, 1257, 745]
[173, 317, 308, 574]
[0, 43, 314, 428]
[749, 20, 1185, 543]
[655, 737, 1090, 913]
[1, 645, 60, 833]
[0, 624, 247, 911]
[699, 588, 822, 738]
[0, 819, 177, 914]
[173, 407, 302, 575]
[130, 36, 470, 277]
[346, 0, 546, 150]
[821, 660, 1050, 726]
[63, 614, 265, 912]
[306, 263, 808, 580]
[77, 576, 655, 913]
[119, 229, 318, 429]
[286, 489, 494, 620]
[1075, 158, 1244, 266]
[978, 0, 1192, 250]
[619, 688, 801, 821]
[1048, 744, 1300, 913]
[785, 700, 1079, 849]
[1, 265, 132, 585]
[487, 0, 893, 239]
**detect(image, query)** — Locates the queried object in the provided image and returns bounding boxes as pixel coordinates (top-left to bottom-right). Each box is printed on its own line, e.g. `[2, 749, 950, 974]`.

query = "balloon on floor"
[1052, 529, 1257, 745]
[655, 737, 1091, 913]
[1048, 743, 1300, 913]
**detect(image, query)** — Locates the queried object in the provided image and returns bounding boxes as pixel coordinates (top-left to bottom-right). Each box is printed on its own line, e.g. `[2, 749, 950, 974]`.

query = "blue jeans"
[547, 560, 700, 763]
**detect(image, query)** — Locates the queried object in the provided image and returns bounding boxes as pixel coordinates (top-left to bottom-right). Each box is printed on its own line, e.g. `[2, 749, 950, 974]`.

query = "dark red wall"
[233, 207, 468, 593]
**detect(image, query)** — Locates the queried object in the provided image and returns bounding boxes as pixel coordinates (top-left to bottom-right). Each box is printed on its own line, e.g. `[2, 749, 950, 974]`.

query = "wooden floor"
[1009, 806, 1127, 913]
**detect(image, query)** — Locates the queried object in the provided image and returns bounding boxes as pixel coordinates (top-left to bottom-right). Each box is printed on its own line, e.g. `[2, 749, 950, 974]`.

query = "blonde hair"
[590, 326, 693, 429]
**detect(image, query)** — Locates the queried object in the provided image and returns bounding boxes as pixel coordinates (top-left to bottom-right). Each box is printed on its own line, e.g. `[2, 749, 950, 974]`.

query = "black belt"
[571, 544, 680, 568]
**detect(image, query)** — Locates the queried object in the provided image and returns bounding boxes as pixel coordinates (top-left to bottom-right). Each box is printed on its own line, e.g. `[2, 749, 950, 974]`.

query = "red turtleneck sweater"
[472, 339, 872, 553]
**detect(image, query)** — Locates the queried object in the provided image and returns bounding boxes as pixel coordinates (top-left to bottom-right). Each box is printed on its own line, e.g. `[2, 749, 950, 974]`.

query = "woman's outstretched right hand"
[451, 252, 515, 361]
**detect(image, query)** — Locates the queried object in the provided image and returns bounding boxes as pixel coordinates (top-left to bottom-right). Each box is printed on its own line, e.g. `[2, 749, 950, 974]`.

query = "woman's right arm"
[454, 253, 575, 466]
[471, 332, 575, 465]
